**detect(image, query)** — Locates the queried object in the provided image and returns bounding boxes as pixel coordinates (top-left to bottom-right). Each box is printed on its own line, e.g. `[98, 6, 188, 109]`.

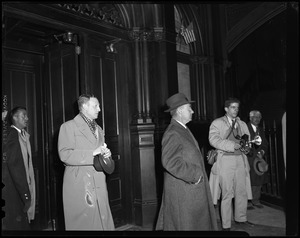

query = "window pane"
[177, 62, 191, 100]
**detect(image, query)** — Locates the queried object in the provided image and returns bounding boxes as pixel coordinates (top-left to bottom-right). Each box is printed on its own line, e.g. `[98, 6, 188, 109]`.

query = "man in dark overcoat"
[2, 107, 36, 230]
[155, 93, 218, 231]
[246, 110, 269, 209]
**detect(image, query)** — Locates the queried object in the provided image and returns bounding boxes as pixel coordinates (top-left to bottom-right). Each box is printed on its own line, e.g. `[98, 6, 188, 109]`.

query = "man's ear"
[224, 107, 228, 113]
[82, 103, 88, 111]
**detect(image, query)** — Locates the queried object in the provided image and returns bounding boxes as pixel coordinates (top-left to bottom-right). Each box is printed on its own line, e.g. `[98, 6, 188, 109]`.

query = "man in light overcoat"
[208, 98, 253, 231]
[58, 94, 115, 230]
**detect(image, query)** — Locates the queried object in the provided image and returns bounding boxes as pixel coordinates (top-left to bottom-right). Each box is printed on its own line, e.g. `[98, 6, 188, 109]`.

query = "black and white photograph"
[2, 1, 298, 237]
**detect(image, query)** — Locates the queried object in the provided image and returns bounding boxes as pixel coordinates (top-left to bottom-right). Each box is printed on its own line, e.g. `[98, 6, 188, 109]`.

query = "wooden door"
[2, 48, 49, 230]
[85, 39, 129, 228]
[44, 39, 129, 229]
[44, 42, 80, 230]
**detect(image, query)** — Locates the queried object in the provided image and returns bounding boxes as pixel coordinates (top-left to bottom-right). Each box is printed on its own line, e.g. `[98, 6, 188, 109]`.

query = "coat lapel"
[247, 122, 256, 140]
[171, 119, 200, 152]
[74, 114, 97, 145]
[186, 127, 200, 152]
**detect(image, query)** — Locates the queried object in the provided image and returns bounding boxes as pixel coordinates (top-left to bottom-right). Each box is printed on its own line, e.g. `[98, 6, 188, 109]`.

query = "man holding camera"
[208, 98, 253, 231]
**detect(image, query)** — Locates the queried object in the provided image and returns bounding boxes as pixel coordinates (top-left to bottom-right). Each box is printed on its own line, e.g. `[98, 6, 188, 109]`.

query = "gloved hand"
[257, 150, 265, 159]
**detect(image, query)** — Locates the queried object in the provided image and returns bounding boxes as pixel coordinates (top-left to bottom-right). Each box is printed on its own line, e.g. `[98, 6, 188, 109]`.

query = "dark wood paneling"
[103, 59, 119, 136]
[86, 38, 127, 227]
[45, 43, 79, 230]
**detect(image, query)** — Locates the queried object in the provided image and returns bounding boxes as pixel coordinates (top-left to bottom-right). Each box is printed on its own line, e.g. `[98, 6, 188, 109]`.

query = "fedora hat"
[93, 154, 115, 174]
[164, 93, 194, 112]
[253, 156, 268, 176]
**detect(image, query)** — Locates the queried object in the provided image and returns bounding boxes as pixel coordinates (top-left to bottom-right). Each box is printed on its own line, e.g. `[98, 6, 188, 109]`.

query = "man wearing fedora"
[155, 93, 218, 231]
[57, 94, 115, 230]
[246, 110, 269, 210]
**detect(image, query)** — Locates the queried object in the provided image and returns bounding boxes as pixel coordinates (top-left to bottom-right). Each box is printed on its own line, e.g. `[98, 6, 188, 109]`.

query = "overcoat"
[58, 114, 114, 230]
[155, 119, 218, 231]
[246, 122, 269, 186]
[208, 116, 253, 205]
[2, 127, 34, 230]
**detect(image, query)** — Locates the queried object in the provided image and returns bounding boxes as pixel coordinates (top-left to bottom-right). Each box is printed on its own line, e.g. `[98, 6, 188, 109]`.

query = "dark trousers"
[251, 185, 262, 205]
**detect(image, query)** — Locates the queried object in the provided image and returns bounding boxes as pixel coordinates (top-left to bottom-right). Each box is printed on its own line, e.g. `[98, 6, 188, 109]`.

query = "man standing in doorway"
[2, 106, 36, 230]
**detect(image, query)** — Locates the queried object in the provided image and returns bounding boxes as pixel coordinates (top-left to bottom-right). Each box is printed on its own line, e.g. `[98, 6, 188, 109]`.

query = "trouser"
[219, 155, 248, 229]
[251, 185, 262, 205]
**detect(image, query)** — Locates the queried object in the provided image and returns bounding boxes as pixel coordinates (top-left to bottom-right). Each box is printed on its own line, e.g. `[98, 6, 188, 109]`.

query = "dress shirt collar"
[251, 123, 257, 132]
[175, 119, 187, 129]
[226, 116, 237, 128]
[11, 125, 22, 133]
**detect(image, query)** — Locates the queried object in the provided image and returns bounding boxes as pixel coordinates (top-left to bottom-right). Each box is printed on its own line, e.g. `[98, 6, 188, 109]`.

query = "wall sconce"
[54, 31, 77, 44]
[53, 31, 81, 55]
[105, 38, 121, 53]
[63, 32, 74, 43]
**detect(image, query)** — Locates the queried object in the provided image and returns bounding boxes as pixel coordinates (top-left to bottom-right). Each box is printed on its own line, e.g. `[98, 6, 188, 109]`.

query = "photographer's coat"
[208, 116, 252, 205]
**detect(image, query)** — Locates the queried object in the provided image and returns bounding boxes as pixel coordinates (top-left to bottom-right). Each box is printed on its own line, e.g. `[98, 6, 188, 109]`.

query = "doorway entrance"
[2, 13, 131, 230]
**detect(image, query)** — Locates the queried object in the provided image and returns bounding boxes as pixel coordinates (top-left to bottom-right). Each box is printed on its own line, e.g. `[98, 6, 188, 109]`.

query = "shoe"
[253, 204, 264, 209]
[222, 228, 231, 231]
[235, 221, 255, 226]
[247, 206, 255, 210]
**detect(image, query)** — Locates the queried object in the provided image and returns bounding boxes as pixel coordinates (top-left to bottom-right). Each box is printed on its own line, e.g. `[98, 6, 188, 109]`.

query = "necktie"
[232, 119, 236, 128]
[20, 129, 27, 141]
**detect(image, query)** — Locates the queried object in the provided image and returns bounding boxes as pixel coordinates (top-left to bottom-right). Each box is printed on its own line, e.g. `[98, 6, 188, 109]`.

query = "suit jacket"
[246, 122, 269, 186]
[57, 114, 114, 230]
[155, 119, 218, 231]
[2, 127, 32, 230]
[208, 116, 252, 204]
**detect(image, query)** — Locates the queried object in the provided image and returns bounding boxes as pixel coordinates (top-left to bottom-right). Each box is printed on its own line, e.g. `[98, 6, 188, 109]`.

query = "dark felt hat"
[164, 93, 194, 112]
[93, 154, 115, 174]
[253, 156, 268, 176]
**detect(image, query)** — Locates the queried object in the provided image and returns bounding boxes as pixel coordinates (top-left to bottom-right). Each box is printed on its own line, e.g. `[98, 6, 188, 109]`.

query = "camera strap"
[225, 118, 235, 139]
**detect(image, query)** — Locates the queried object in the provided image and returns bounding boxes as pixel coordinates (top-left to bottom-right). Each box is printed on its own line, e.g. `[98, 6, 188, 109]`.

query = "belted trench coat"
[58, 114, 114, 230]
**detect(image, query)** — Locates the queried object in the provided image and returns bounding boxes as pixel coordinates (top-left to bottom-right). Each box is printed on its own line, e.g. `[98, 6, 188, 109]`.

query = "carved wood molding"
[190, 55, 209, 64]
[54, 3, 124, 27]
[128, 27, 165, 42]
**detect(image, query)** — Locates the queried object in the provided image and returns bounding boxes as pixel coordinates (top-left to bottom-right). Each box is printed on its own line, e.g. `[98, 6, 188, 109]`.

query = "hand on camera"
[234, 143, 241, 150]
